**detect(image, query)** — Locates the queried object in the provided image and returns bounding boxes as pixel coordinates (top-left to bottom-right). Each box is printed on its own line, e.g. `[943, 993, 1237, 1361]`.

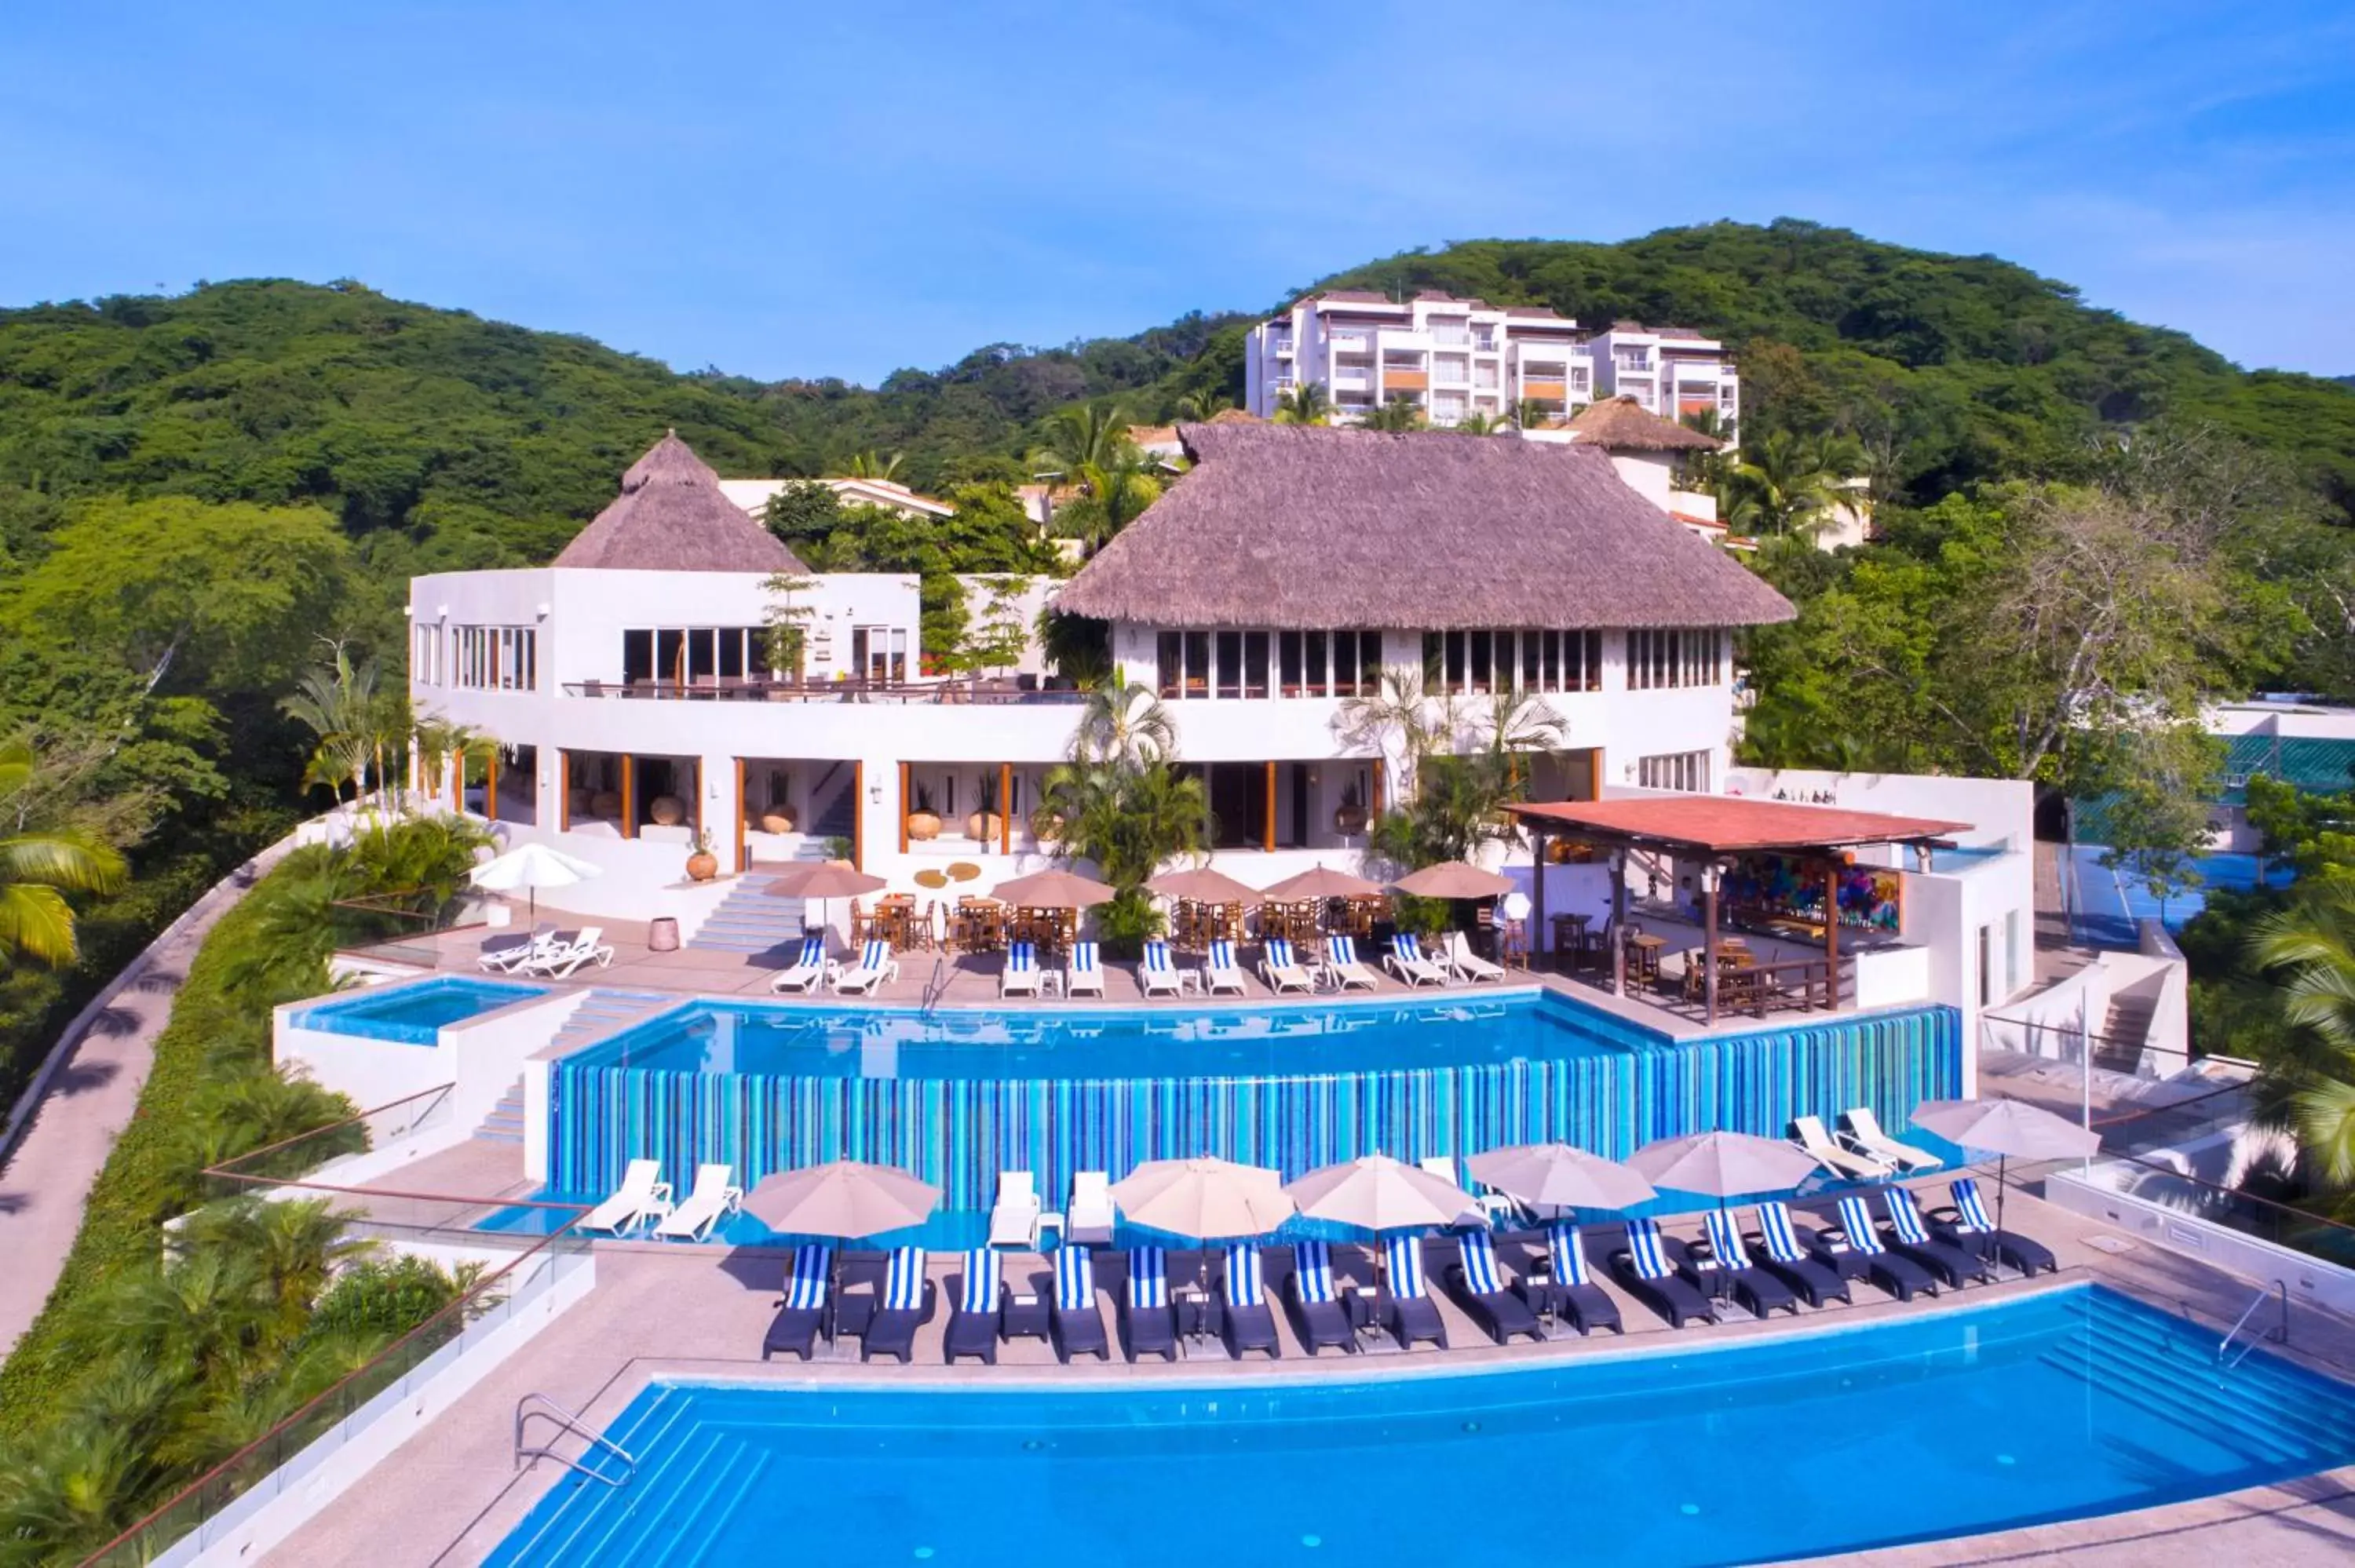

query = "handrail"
[515, 1392, 637, 1486]
[918, 955, 950, 1016]
[2217, 1279, 2290, 1369]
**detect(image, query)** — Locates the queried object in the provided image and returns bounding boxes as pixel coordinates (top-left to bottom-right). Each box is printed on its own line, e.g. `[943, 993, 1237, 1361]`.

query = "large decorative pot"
[759, 804, 797, 834]
[1029, 808, 1064, 845]
[965, 811, 1005, 843]
[648, 794, 686, 827]
[589, 789, 622, 820]
[1333, 804, 1369, 837]
[907, 810, 943, 842]
[685, 849, 720, 883]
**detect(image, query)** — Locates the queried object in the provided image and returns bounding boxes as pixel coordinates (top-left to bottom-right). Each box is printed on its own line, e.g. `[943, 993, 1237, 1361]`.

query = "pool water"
[573, 991, 1647, 1081]
[290, 976, 546, 1045]
[488, 1285, 2355, 1568]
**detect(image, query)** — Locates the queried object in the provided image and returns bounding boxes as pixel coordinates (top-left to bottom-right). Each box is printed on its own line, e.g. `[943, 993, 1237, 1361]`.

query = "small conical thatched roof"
[553, 432, 805, 573]
[1054, 422, 1792, 631]
[1564, 396, 1723, 453]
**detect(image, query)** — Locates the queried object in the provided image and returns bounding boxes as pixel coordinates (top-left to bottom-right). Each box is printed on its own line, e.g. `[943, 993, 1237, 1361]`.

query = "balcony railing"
[561, 676, 1086, 706]
[1429, 327, 1471, 347]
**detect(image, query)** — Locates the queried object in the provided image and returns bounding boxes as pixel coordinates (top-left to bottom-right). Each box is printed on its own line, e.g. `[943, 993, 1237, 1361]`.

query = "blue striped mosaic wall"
[547, 1002, 1960, 1210]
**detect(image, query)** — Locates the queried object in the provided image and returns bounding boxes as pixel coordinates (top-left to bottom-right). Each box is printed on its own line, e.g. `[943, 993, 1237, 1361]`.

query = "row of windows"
[1155, 630, 1384, 700]
[621, 626, 772, 687]
[1638, 749, 1711, 793]
[1627, 628, 1723, 690]
[418, 625, 536, 691]
[1420, 630, 1605, 696]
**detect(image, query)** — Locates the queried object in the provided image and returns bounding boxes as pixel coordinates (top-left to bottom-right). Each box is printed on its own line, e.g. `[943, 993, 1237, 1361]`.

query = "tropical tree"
[1175, 389, 1230, 422]
[1068, 673, 1177, 770]
[2249, 888, 2355, 1205]
[1031, 399, 1130, 479]
[1451, 410, 1513, 436]
[1047, 447, 1162, 550]
[1718, 428, 1854, 537]
[279, 640, 382, 804]
[837, 450, 904, 481]
[0, 738, 130, 968]
[1274, 383, 1330, 425]
[1361, 399, 1426, 432]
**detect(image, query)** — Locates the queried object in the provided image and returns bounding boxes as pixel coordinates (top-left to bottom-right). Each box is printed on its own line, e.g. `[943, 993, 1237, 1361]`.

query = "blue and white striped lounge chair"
[1881, 1187, 1990, 1288]
[1824, 1194, 1939, 1301]
[763, 1243, 834, 1361]
[944, 1248, 1002, 1365]
[769, 933, 832, 994]
[1448, 1231, 1544, 1344]
[832, 939, 899, 996]
[1122, 1245, 1178, 1362]
[1138, 939, 1184, 997]
[1051, 1245, 1109, 1362]
[1692, 1208, 1798, 1318]
[1931, 1178, 2057, 1276]
[1535, 1223, 1622, 1335]
[1067, 941, 1105, 998]
[1000, 940, 1041, 998]
[861, 1246, 937, 1362]
[1609, 1218, 1714, 1329]
[1285, 1240, 1356, 1355]
[1379, 1234, 1448, 1350]
[1751, 1202, 1851, 1307]
[1205, 940, 1248, 996]
[1325, 935, 1381, 990]
[1221, 1242, 1281, 1358]
[1385, 933, 1448, 987]
[1260, 937, 1314, 994]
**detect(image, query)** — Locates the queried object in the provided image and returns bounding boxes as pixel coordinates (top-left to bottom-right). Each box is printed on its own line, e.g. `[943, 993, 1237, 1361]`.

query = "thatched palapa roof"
[553, 432, 805, 573]
[1055, 423, 1794, 631]
[1565, 396, 1724, 453]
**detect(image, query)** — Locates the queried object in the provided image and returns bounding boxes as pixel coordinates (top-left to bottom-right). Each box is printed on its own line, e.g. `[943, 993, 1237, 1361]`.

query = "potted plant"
[1029, 802, 1064, 844]
[758, 795, 797, 835]
[907, 782, 943, 841]
[965, 775, 1004, 843]
[685, 828, 720, 884]
[1332, 779, 1369, 837]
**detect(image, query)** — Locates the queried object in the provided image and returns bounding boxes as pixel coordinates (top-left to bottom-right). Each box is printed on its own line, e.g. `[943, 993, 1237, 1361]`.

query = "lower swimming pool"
[290, 975, 546, 1045]
[488, 1285, 2355, 1567]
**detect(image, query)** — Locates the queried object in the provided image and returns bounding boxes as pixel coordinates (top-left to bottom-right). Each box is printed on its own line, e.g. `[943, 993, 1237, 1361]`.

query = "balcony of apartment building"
[1427, 321, 1473, 348]
[1265, 328, 1294, 357]
[1429, 393, 1469, 427]
[1380, 358, 1429, 395]
[1326, 326, 1376, 355]
[1429, 354, 1470, 385]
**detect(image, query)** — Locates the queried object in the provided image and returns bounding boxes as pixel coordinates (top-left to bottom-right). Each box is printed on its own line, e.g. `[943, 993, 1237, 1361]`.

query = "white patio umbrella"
[1627, 1131, 1822, 1209]
[1111, 1157, 1296, 1295]
[1910, 1097, 2100, 1241]
[1465, 1143, 1657, 1215]
[468, 841, 601, 920]
[1285, 1154, 1481, 1232]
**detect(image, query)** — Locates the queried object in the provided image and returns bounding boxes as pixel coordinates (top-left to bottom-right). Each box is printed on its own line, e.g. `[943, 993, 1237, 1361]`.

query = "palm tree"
[838, 450, 904, 481]
[279, 641, 380, 804]
[1512, 398, 1556, 430]
[1175, 389, 1230, 422]
[1361, 399, 1426, 432]
[1720, 429, 1852, 538]
[1050, 448, 1163, 550]
[1031, 399, 1129, 479]
[2249, 889, 2355, 1198]
[1334, 665, 1452, 791]
[0, 738, 129, 969]
[1451, 410, 1513, 436]
[1068, 673, 1178, 771]
[1274, 383, 1330, 426]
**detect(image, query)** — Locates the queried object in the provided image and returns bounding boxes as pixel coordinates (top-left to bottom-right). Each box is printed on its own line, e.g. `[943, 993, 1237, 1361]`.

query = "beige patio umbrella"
[990, 867, 1119, 909]
[1627, 1131, 1822, 1205]
[1911, 1097, 2099, 1242]
[1259, 864, 1385, 902]
[1112, 1157, 1296, 1295]
[1391, 860, 1514, 900]
[761, 859, 888, 946]
[741, 1159, 942, 1236]
[1146, 866, 1264, 904]
[1466, 1143, 1657, 1214]
[1285, 1154, 1482, 1233]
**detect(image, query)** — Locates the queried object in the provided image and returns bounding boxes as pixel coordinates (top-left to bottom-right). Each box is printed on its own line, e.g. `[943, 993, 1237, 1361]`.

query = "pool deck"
[262, 1180, 2355, 1567]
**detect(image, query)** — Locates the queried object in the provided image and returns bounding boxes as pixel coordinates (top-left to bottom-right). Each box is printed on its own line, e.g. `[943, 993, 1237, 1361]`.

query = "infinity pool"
[290, 975, 545, 1045]
[488, 1285, 2355, 1567]
[570, 990, 1637, 1080]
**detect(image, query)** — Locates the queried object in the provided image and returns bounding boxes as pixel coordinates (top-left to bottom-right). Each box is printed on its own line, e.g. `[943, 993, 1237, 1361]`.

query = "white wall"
[275, 988, 580, 1127]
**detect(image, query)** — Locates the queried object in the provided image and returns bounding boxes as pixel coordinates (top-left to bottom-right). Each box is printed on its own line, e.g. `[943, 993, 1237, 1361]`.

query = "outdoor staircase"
[688, 859, 825, 955]
[2097, 992, 2156, 1073]
[477, 1081, 528, 1144]
[473, 990, 683, 1144]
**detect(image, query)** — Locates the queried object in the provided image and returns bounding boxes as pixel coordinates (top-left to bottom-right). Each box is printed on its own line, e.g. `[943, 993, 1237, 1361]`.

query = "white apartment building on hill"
[1591, 322, 1740, 435]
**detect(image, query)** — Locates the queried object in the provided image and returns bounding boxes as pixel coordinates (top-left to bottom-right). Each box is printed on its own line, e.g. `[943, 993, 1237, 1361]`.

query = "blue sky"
[5, 1, 2351, 383]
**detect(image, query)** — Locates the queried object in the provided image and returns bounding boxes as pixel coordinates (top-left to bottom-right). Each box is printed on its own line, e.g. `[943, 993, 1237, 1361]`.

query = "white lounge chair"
[832, 938, 899, 996]
[1841, 1107, 1941, 1172]
[529, 926, 614, 978]
[1791, 1114, 1894, 1180]
[1138, 940, 1184, 997]
[1067, 1171, 1115, 1245]
[652, 1163, 743, 1242]
[1418, 1156, 1502, 1225]
[1324, 934, 1381, 990]
[1001, 941, 1041, 998]
[1067, 941, 1105, 998]
[579, 1159, 671, 1236]
[477, 923, 556, 974]
[1205, 939, 1248, 996]
[988, 1171, 1042, 1248]
[1386, 933, 1448, 987]
[769, 934, 834, 995]
[1445, 931, 1505, 984]
[1260, 937, 1314, 994]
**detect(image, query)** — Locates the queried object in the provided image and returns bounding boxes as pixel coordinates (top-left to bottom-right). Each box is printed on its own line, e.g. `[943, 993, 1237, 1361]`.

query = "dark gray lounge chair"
[1876, 1188, 1991, 1288]
[1050, 1245, 1109, 1362]
[1930, 1178, 2057, 1275]
[1221, 1242, 1281, 1358]
[1121, 1246, 1179, 1362]
[1527, 1224, 1622, 1335]
[1446, 1231, 1545, 1344]
[761, 1243, 833, 1362]
[1751, 1203, 1851, 1307]
[1816, 1197, 1939, 1301]
[1609, 1219, 1714, 1329]
[860, 1247, 937, 1363]
[1379, 1234, 1448, 1349]
[1283, 1241, 1356, 1355]
[1682, 1210, 1798, 1318]
[944, 1248, 1002, 1365]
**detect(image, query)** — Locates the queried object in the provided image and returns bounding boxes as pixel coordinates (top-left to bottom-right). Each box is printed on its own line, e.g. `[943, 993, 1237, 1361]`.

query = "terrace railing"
[561, 676, 1086, 706]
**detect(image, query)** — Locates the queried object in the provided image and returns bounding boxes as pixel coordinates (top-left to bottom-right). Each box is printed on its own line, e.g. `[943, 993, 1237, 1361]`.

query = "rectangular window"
[1521, 632, 1540, 691]
[655, 629, 684, 686]
[1636, 750, 1710, 792]
[718, 627, 745, 680]
[1158, 632, 1182, 699]
[1243, 632, 1269, 698]
[2004, 909, 2022, 997]
[1422, 632, 1443, 690]
[1445, 631, 1467, 695]
[1215, 631, 1243, 699]
[1183, 631, 1209, 698]
[1334, 631, 1360, 695]
[1279, 632, 1303, 696]
[1359, 631, 1382, 695]
[688, 627, 716, 684]
[1304, 630, 1327, 697]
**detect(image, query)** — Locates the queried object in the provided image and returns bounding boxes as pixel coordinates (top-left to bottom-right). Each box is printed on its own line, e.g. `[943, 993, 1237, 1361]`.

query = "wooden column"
[1531, 830, 1549, 964]
[898, 762, 911, 855]
[1588, 747, 1605, 800]
[557, 750, 571, 832]
[620, 754, 636, 840]
[1610, 850, 1629, 997]
[450, 749, 462, 813]
[1262, 760, 1276, 852]
[1703, 864, 1720, 1025]
[852, 761, 864, 869]
[692, 758, 704, 843]
[999, 762, 1013, 855]
[1371, 758, 1386, 819]
[484, 747, 498, 823]
[1824, 859, 1842, 1005]
[734, 757, 748, 873]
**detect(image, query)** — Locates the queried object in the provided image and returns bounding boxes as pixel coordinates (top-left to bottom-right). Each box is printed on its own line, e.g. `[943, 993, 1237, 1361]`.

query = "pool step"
[476, 1081, 527, 1144]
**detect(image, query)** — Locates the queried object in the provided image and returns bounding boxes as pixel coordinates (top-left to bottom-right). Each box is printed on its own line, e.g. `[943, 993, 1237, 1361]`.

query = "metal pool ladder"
[2216, 1278, 2290, 1370]
[515, 1392, 637, 1486]
[918, 955, 950, 1015]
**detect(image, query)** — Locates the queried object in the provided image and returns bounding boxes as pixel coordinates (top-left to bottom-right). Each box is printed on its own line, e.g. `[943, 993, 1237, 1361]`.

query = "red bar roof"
[1508, 796, 1970, 855]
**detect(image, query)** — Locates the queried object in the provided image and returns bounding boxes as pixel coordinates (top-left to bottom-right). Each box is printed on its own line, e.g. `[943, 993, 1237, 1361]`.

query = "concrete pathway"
[0, 837, 296, 1360]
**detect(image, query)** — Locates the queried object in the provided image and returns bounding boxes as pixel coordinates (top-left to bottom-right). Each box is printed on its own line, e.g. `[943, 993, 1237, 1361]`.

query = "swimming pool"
[487, 1285, 2355, 1567]
[546, 994, 1962, 1210]
[290, 976, 546, 1045]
